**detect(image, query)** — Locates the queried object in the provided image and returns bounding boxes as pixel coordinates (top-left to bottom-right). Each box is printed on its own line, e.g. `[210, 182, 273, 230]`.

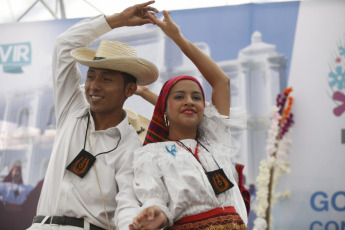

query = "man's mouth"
[90, 95, 103, 101]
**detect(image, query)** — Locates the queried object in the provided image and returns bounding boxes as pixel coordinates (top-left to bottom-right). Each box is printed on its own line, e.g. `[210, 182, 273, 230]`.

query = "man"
[28, 1, 159, 230]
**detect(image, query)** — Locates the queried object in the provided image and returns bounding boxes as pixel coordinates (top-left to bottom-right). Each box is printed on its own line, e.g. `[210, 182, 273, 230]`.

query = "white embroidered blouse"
[133, 104, 248, 226]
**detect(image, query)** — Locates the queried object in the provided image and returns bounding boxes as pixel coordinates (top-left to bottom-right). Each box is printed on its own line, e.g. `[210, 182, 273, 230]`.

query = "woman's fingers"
[147, 11, 160, 25]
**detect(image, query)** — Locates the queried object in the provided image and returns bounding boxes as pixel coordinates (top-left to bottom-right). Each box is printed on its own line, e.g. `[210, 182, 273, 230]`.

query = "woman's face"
[165, 80, 204, 130]
[12, 167, 21, 183]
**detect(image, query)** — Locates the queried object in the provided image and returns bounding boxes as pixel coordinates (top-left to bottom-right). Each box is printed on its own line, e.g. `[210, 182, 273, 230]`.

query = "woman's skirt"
[168, 206, 247, 230]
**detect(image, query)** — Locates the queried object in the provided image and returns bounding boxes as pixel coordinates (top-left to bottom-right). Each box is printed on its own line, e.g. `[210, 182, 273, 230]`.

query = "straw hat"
[124, 108, 150, 142]
[70, 40, 158, 86]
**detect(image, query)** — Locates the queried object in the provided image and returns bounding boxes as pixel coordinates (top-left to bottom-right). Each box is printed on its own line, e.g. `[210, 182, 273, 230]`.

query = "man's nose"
[90, 77, 102, 90]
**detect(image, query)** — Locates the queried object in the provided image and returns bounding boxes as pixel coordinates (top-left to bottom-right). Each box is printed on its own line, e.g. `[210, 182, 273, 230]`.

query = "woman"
[0, 165, 33, 207]
[0, 165, 34, 230]
[131, 10, 249, 230]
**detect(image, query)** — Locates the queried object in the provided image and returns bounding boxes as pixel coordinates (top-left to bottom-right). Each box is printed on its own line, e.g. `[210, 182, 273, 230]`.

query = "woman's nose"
[184, 96, 194, 106]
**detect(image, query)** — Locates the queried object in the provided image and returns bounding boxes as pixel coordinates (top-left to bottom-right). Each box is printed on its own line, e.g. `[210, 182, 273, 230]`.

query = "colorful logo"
[0, 42, 31, 73]
[328, 35, 345, 117]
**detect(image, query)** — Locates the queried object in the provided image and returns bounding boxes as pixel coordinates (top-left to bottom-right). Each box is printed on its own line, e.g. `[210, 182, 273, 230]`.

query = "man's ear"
[125, 83, 137, 98]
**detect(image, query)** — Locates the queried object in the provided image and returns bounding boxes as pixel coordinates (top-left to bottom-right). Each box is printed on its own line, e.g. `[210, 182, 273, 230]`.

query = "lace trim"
[198, 104, 246, 159]
[202, 103, 247, 128]
[134, 142, 190, 177]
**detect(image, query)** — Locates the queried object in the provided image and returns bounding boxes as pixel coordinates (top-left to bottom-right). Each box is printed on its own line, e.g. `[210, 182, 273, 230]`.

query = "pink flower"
[333, 91, 345, 116]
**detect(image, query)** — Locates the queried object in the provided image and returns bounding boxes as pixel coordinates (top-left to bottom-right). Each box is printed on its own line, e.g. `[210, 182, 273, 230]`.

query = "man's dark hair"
[120, 72, 137, 86]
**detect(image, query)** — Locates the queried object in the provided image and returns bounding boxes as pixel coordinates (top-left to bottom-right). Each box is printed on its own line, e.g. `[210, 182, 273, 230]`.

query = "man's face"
[84, 68, 133, 116]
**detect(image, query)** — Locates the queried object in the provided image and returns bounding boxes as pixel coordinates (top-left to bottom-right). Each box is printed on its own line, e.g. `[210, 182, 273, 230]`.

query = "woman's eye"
[193, 95, 202, 100]
[104, 78, 112, 81]
[87, 75, 94, 79]
[173, 94, 184, 99]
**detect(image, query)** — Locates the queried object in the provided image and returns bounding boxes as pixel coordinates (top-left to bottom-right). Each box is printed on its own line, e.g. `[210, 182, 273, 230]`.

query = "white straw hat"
[124, 108, 150, 142]
[70, 40, 158, 86]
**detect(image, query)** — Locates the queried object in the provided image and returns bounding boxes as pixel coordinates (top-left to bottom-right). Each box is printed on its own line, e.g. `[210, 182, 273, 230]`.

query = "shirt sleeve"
[52, 15, 112, 128]
[114, 146, 141, 230]
[198, 103, 247, 159]
[132, 146, 174, 226]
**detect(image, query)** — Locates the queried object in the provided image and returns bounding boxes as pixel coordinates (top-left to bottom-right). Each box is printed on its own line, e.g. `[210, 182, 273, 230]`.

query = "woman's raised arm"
[148, 10, 230, 115]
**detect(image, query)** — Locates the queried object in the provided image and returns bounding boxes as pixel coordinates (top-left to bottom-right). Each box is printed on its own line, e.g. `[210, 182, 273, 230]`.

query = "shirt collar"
[76, 108, 131, 138]
[116, 110, 131, 138]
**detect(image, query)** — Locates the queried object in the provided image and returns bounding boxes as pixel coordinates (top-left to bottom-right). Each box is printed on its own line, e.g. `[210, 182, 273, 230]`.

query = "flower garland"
[253, 87, 294, 230]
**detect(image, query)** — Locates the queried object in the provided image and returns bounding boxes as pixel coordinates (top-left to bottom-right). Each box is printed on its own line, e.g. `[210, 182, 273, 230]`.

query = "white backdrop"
[276, 0, 345, 229]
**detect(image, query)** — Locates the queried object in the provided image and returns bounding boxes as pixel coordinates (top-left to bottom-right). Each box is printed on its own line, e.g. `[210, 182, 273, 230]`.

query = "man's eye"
[104, 78, 112, 81]
[87, 75, 94, 79]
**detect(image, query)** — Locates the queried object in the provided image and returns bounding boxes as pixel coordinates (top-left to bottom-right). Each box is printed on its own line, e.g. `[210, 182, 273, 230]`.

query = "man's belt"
[33, 215, 105, 230]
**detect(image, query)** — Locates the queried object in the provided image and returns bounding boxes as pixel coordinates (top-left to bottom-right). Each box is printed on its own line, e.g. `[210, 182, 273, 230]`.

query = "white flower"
[253, 104, 293, 228]
[275, 190, 291, 199]
[253, 217, 267, 230]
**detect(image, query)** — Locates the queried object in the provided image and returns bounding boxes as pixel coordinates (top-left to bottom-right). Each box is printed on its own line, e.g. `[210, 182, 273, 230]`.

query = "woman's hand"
[134, 86, 150, 97]
[147, 10, 182, 42]
[135, 86, 158, 106]
[129, 205, 167, 230]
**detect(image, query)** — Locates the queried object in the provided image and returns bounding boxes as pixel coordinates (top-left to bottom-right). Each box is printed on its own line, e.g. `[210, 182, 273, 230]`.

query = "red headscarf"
[144, 75, 205, 145]
[3, 165, 23, 184]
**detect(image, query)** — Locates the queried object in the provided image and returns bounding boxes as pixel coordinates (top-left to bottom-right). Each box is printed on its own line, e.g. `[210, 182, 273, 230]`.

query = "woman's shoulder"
[198, 103, 246, 157]
[133, 141, 181, 174]
[134, 141, 175, 158]
[138, 141, 169, 151]
[204, 102, 245, 118]
[201, 103, 247, 129]
[0, 182, 9, 189]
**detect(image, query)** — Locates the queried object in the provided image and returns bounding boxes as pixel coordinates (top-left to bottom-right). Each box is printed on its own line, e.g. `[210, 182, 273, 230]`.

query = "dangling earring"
[164, 114, 169, 127]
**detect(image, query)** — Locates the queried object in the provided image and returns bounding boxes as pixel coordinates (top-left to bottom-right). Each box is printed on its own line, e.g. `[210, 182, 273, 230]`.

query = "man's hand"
[106, 1, 159, 29]
[129, 206, 168, 230]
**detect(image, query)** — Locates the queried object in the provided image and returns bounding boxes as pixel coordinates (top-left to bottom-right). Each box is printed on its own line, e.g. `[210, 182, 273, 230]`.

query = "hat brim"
[137, 115, 150, 142]
[71, 48, 158, 86]
[124, 108, 151, 143]
[137, 114, 150, 131]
